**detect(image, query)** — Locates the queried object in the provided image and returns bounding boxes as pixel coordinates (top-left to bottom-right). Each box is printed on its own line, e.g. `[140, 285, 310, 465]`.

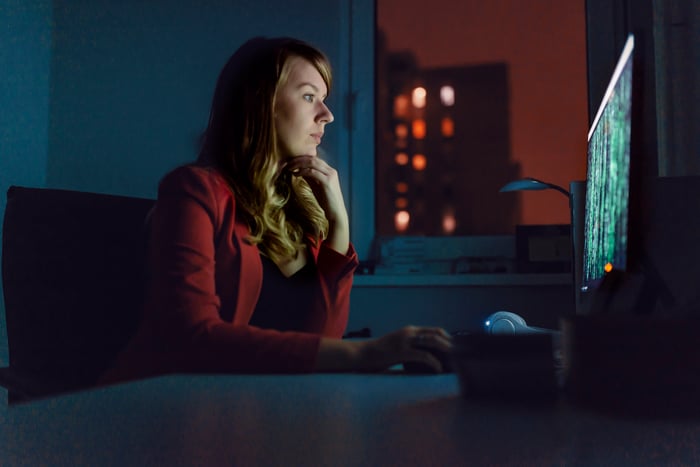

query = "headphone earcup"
[485, 311, 529, 335]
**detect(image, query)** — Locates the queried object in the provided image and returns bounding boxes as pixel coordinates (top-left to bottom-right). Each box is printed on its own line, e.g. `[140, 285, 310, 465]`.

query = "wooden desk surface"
[2, 373, 700, 466]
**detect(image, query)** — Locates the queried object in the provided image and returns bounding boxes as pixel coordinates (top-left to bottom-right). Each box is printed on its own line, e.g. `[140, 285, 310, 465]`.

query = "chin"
[289, 145, 319, 157]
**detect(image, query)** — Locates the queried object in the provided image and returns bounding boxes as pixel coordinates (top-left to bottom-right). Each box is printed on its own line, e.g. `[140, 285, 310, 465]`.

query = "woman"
[101, 37, 451, 384]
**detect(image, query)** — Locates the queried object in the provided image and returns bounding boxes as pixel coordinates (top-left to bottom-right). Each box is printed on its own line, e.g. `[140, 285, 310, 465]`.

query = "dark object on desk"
[515, 224, 572, 274]
[0, 186, 155, 403]
[561, 315, 700, 415]
[452, 333, 558, 398]
[403, 312, 561, 376]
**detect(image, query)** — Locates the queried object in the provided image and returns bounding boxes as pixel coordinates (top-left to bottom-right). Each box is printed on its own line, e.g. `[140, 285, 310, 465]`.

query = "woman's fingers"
[285, 155, 330, 173]
[408, 326, 453, 350]
[284, 155, 346, 220]
[356, 326, 453, 372]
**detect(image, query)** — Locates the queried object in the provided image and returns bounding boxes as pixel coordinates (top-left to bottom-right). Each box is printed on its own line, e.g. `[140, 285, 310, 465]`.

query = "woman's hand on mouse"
[315, 326, 453, 373]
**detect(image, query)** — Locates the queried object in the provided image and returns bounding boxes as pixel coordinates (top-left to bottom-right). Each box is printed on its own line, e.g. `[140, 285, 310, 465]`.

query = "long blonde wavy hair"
[197, 37, 331, 263]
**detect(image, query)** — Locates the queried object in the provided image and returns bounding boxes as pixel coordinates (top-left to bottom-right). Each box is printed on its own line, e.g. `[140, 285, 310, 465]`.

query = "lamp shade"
[500, 177, 570, 198]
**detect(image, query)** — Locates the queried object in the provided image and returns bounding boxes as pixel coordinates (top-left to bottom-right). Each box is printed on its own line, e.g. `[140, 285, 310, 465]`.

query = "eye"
[303, 94, 315, 103]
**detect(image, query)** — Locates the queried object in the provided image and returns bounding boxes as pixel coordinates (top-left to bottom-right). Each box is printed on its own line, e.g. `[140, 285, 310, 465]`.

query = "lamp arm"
[524, 177, 571, 198]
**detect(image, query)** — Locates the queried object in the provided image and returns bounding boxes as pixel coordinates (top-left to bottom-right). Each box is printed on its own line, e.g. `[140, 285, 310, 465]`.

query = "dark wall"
[586, 0, 699, 178]
[0, 0, 52, 367]
[585, 0, 658, 178]
[0, 0, 354, 368]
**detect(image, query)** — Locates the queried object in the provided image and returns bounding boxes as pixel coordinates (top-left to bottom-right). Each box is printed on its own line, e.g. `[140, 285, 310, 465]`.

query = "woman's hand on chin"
[285, 155, 347, 222]
[285, 155, 349, 254]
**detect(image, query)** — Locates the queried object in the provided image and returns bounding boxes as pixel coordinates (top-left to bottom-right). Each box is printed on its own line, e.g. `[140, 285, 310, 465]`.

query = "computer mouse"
[403, 347, 453, 374]
[403, 345, 453, 374]
[483, 311, 553, 335]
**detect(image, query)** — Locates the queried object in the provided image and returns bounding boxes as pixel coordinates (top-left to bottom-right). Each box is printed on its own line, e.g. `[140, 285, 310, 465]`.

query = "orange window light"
[394, 210, 410, 232]
[396, 182, 409, 193]
[412, 87, 426, 108]
[393, 94, 410, 118]
[394, 152, 409, 166]
[395, 123, 408, 139]
[412, 119, 426, 139]
[412, 153, 427, 171]
[441, 117, 454, 137]
[442, 212, 457, 234]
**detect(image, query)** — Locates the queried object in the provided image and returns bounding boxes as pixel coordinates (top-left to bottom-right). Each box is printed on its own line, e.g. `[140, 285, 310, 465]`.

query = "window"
[412, 153, 426, 171]
[440, 117, 454, 138]
[374, 0, 588, 241]
[440, 85, 455, 107]
[411, 86, 427, 108]
[341, 0, 588, 259]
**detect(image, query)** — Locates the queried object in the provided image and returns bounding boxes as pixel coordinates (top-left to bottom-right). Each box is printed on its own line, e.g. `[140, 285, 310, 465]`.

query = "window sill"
[352, 273, 572, 287]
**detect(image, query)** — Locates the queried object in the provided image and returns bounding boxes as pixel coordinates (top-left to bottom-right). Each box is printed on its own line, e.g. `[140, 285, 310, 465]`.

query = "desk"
[2, 374, 700, 466]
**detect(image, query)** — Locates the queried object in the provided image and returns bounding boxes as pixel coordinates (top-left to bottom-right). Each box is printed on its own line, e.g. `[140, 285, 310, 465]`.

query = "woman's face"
[274, 56, 334, 158]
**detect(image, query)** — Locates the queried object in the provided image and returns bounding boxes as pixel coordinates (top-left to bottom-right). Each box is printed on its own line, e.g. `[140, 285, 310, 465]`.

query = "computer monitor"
[581, 35, 635, 294]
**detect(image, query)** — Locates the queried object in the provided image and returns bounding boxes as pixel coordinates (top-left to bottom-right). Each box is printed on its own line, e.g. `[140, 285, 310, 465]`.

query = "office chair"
[0, 186, 154, 403]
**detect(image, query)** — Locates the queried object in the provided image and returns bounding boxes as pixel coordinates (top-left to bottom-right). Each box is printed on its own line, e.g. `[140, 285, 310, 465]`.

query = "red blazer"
[101, 165, 358, 384]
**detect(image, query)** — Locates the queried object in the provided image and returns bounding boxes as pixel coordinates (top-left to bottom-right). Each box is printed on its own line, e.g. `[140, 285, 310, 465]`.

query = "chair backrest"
[1, 186, 155, 399]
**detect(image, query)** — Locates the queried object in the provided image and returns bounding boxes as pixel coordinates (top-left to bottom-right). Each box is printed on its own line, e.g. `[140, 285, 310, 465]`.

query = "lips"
[311, 133, 323, 144]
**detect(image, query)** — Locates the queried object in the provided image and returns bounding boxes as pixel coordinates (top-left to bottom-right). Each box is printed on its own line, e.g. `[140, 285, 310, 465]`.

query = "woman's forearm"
[314, 337, 361, 371]
[325, 215, 350, 256]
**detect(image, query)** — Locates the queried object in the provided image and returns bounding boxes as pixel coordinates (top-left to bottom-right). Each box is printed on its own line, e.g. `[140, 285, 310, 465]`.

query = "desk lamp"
[499, 177, 570, 199]
[500, 177, 586, 311]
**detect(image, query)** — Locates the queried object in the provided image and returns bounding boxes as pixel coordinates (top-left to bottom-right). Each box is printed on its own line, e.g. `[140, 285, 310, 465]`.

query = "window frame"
[347, 0, 376, 261]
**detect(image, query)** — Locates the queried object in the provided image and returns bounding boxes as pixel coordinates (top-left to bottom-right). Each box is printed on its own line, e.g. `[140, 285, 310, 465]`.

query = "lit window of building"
[395, 197, 408, 209]
[440, 85, 455, 106]
[412, 153, 427, 171]
[395, 123, 408, 139]
[395, 210, 410, 232]
[396, 182, 409, 193]
[441, 117, 454, 137]
[412, 86, 427, 108]
[442, 209, 457, 234]
[393, 94, 410, 118]
[394, 152, 409, 165]
[412, 119, 426, 139]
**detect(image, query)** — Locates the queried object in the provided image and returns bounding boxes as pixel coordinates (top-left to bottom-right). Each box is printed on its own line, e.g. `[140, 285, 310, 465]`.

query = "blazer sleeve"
[145, 166, 322, 374]
[307, 239, 359, 338]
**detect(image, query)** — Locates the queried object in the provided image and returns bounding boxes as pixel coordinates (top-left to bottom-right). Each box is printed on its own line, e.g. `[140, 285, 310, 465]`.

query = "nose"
[318, 102, 334, 124]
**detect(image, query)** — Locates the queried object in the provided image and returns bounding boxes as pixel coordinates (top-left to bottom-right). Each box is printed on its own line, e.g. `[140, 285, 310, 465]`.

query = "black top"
[250, 254, 318, 332]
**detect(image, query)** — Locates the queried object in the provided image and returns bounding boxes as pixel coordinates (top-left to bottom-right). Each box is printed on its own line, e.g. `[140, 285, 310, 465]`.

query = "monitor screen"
[581, 35, 635, 292]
